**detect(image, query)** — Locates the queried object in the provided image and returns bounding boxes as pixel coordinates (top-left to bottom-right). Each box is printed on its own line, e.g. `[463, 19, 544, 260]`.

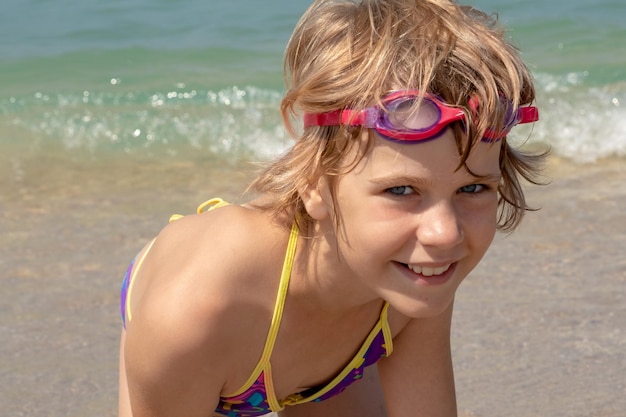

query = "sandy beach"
[1, 148, 624, 417]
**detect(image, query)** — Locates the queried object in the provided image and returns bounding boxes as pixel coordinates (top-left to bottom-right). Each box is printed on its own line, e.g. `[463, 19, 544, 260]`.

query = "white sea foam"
[511, 73, 626, 162]
[2, 79, 625, 164]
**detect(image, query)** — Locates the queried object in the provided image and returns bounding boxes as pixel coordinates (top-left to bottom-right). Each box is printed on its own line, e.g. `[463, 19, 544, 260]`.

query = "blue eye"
[387, 186, 413, 196]
[459, 184, 486, 194]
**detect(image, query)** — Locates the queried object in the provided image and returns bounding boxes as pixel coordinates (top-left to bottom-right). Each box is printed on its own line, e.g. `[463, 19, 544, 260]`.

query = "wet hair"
[248, 0, 547, 233]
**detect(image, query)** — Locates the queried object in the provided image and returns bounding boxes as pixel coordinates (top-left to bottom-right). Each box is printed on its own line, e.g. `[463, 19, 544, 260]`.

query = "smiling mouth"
[406, 263, 452, 277]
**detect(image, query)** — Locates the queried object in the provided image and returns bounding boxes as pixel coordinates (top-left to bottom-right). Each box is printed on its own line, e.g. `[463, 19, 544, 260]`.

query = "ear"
[299, 176, 332, 221]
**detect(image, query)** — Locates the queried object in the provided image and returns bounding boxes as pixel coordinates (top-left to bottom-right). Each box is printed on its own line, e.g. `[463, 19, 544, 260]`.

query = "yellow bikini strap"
[196, 198, 230, 213]
[125, 238, 158, 323]
[169, 198, 230, 223]
[221, 223, 299, 400]
[259, 223, 299, 363]
[380, 302, 394, 356]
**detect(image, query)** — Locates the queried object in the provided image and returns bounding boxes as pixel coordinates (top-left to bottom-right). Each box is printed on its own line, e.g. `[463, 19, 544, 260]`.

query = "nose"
[416, 201, 464, 249]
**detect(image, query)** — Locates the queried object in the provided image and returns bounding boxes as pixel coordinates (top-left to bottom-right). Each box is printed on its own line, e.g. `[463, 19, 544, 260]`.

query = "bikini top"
[122, 199, 394, 417]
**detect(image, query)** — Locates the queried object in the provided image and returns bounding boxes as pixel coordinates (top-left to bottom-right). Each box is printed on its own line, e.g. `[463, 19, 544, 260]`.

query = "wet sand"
[453, 157, 626, 417]
[1, 148, 624, 416]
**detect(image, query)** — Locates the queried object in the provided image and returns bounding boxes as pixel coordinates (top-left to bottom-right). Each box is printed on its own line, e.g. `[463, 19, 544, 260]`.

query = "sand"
[1, 149, 624, 416]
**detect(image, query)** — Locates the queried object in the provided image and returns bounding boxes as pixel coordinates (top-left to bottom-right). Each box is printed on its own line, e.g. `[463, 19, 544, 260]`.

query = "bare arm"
[378, 303, 457, 417]
[119, 206, 279, 417]
[123, 305, 225, 417]
[119, 214, 240, 417]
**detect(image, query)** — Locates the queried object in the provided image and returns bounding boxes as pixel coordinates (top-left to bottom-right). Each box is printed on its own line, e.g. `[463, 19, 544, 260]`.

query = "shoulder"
[151, 203, 285, 290]
[136, 202, 289, 327]
[159, 203, 266, 253]
[125, 204, 290, 393]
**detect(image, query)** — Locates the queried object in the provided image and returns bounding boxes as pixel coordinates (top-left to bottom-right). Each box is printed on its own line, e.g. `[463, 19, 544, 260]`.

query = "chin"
[384, 292, 454, 319]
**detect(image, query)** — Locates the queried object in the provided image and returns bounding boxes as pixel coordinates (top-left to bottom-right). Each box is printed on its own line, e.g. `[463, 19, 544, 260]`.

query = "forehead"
[347, 129, 502, 181]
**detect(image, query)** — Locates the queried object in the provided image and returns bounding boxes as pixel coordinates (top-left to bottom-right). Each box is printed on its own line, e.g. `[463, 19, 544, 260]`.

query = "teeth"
[408, 264, 451, 277]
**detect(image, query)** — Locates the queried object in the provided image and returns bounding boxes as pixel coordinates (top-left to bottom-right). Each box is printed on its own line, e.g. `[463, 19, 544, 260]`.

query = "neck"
[288, 228, 382, 317]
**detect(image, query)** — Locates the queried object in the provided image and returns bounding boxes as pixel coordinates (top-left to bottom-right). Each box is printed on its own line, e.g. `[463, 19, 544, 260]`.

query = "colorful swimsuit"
[120, 198, 394, 417]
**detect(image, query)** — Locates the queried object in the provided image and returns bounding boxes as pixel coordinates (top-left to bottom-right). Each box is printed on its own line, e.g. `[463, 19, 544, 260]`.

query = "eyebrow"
[369, 173, 502, 186]
[467, 173, 503, 183]
[369, 175, 432, 187]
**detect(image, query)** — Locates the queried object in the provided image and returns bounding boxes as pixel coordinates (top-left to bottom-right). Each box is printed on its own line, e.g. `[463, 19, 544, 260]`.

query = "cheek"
[460, 198, 499, 245]
[475, 218, 497, 254]
[336, 205, 406, 254]
[476, 219, 497, 249]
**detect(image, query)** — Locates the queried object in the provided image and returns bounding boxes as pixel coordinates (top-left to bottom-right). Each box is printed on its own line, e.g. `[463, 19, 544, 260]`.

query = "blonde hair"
[248, 0, 547, 233]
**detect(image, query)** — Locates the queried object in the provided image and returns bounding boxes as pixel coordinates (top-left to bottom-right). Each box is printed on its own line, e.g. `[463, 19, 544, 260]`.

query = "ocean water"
[1, 0, 625, 174]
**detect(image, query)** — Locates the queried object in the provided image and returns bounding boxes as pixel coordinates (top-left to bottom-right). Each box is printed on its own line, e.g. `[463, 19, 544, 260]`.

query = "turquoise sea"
[1, 0, 625, 169]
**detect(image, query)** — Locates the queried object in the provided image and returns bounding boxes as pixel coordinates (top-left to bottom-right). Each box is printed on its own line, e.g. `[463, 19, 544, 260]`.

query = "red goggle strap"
[303, 109, 369, 128]
[518, 106, 539, 124]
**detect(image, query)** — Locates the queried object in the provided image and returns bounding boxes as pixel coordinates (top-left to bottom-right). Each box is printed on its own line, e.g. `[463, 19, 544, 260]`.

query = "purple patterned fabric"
[309, 331, 388, 403]
[215, 330, 390, 416]
[215, 372, 272, 417]
[120, 257, 135, 329]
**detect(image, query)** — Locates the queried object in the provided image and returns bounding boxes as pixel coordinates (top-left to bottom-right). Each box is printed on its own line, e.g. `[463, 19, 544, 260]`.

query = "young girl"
[118, 0, 546, 416]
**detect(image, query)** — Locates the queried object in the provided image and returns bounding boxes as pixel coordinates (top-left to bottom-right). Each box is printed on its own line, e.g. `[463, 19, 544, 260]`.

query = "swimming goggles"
[303, 90, 539, 142]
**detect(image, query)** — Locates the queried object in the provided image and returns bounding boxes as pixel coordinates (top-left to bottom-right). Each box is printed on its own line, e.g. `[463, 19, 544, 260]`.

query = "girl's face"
[327, 129, 502, 318]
